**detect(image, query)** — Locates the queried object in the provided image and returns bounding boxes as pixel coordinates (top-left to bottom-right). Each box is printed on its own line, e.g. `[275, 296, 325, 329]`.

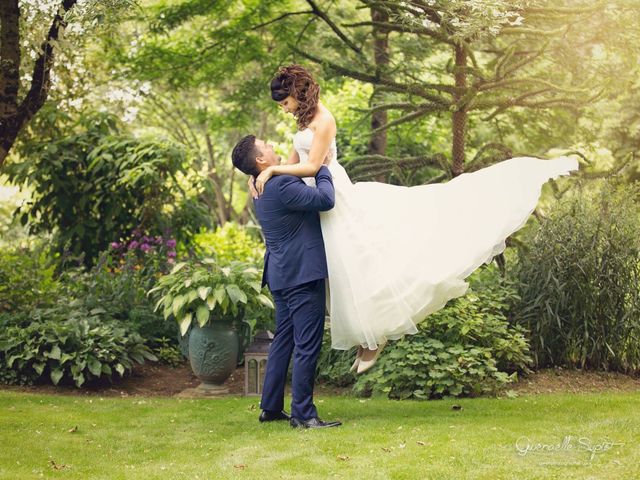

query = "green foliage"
[5, 111, 203, 269]
[0, 181, 28, 248]
[0, 313, 156, 387]
[0, 244, 58, 314]
[0, 242, 176, 387]
[192, 223, 274, 332]
[60, 246, 178, 344]
[513, 179, 640, 372]
[317, 265, 533, 399]
[315, 324, 359, 388]
[193, 222, 265, 265]
[148, 337, 184, 367]
[148, 258, 274, 336]
[0, 239, 177, 355]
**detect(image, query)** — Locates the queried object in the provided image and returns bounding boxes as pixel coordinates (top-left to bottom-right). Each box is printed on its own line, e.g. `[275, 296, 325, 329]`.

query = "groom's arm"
[277, 166, 335, 212]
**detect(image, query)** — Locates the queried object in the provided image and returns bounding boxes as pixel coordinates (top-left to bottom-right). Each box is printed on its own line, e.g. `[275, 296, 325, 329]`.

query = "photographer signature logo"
[515, 435, 624, 460]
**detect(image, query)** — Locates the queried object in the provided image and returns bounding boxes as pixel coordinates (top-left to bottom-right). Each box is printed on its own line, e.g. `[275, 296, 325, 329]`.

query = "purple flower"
[154, 236, 162, 244]
[128, 240, 139, 249]
[141, 236, 150, 243]
[110, 242, 120, 249]
[166, 239, 177, 248]
[167, 250, 177, 258]
[140, 243, 152, 252]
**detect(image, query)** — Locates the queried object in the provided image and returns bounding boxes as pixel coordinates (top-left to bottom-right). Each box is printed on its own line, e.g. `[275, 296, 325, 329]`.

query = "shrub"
[0, 312, 156, 387]
[512, 179, 640, 372]
[0, 243, 58, 313]
[61, 244, 178, 346]
[5, 111, 207, 269]
[315, 324, 359, 387]
[193, 222, 265, 265]
[317, 264, 533, 399]
[148, 337, 184, 367]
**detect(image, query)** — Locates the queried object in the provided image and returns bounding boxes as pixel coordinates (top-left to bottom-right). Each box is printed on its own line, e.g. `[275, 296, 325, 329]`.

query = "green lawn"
[1, 390, 638, 479]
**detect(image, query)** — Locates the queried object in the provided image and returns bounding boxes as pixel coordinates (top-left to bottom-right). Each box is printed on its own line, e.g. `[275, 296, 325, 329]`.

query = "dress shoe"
[357, 340, 387, 374]
[349, 345, 365, 372]
[290, 416, 342, 429]
[259, 410, 291, 423]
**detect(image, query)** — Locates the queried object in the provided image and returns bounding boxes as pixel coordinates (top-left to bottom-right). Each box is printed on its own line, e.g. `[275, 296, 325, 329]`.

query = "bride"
[250, 64, 579, 374]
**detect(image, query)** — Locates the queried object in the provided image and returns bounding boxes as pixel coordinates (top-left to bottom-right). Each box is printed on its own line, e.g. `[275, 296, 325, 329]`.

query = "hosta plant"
[147, 259, 274, 336]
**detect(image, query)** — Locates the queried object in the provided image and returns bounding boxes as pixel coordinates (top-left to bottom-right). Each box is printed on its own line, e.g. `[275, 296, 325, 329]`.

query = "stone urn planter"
[178, 317, 252, 367]
[147, 258, 274, 397]
[187, 321, 239, 395]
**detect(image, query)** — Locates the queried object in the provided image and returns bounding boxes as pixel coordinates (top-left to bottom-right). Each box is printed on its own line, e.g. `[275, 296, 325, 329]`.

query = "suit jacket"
[253, 165, 335, 291]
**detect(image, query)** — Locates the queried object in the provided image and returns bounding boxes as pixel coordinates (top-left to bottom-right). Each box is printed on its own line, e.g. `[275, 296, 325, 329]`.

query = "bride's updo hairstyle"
[271, 64, 320, 131]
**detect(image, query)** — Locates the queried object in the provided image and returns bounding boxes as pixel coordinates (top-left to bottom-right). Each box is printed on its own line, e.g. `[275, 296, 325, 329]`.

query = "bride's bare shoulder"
[311, 107, 336, 134]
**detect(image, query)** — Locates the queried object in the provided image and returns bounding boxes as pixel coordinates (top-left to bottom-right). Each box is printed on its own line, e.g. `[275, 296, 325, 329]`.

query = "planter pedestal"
[175, 383, 230, 398]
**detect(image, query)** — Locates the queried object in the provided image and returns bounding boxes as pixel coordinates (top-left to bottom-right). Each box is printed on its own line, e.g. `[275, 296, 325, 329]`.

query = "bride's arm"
[248, 147, 299, 199]
[255, 116, 336, 194]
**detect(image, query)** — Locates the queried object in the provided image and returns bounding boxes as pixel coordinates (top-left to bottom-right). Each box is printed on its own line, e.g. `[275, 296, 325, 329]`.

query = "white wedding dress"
[293, 127, 579, 350]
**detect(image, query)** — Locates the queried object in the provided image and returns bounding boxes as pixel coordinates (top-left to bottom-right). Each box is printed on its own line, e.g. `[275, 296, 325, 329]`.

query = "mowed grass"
[0, 389, 638, 479]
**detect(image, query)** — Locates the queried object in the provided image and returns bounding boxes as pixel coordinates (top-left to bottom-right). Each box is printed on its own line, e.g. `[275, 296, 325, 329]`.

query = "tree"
[0, 0, 134, 168]
[112, 0, 328, 224]
[288, 0, 613, 180]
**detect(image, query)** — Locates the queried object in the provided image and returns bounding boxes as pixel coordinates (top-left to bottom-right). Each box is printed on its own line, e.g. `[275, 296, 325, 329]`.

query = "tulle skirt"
[304, 156, 579, 350]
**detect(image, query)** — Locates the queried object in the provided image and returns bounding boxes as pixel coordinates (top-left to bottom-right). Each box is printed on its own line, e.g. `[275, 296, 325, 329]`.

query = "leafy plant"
[0, 315, 156, 387]
[61, 244, 177, 345]
[513, 179, 640, 372]
[148, 259, 274, 336]
[149, 337, 184, 367]
[317, 265, 533, 399]
[5, 111, 206, 269]
[0, 243, 58, 313]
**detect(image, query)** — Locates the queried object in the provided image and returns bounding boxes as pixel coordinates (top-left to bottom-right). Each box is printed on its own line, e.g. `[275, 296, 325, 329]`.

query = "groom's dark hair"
[232, 135, 260, 177]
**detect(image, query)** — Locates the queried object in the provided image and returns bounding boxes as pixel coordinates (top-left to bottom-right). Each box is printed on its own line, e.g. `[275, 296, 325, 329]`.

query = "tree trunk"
[204, 132, 229, 225]
[451, 43, 467, 177]
[0, 0, 78, 167]
[367, 6, 390, 168]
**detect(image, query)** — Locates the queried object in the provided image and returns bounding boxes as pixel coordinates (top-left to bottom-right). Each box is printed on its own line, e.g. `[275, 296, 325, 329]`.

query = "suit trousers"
[259, 278, 326, 420]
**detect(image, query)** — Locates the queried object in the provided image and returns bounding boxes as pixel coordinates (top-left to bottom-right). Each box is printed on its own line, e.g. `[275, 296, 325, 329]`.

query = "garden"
[1, 0, 639, 478]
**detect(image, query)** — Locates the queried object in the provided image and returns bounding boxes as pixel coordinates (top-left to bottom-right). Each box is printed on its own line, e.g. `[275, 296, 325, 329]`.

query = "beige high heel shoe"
[349, 345, 365, 372]
[356, 341, 387, 374]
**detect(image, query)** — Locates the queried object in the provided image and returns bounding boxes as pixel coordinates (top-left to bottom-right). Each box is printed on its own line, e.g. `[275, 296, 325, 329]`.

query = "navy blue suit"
[254, 165, 335, 421]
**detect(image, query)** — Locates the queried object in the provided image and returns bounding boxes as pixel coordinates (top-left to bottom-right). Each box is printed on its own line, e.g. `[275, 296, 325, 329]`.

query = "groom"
[231, 135, 342, 429]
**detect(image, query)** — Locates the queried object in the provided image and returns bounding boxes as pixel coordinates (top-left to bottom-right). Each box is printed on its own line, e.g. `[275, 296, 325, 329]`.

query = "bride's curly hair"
[270, 64, 320, 131]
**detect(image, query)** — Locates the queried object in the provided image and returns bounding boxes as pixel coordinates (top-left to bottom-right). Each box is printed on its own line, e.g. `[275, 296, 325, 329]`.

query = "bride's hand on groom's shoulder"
[255, 167, 275, 195]
[248, 176, 259, 200]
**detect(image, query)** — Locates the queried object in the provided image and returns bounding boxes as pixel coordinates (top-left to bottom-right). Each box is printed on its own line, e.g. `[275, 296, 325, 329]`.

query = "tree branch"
[305, 0, 362, 54]
[370, 107, 436, 134]
[346, 153, 447, 181]
[250, 10, 314, 31]
[477, 77, 590, 95]
[523, 2, 606, 16]
[343, 20, 454, 45]
[18, 0, 78, 120]
[289, 45, 454, 104]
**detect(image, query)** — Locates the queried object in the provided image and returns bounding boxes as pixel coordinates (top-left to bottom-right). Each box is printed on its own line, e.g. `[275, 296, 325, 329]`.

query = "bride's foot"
[349, 345, 365, 372]
[356, 341, 387, 374]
